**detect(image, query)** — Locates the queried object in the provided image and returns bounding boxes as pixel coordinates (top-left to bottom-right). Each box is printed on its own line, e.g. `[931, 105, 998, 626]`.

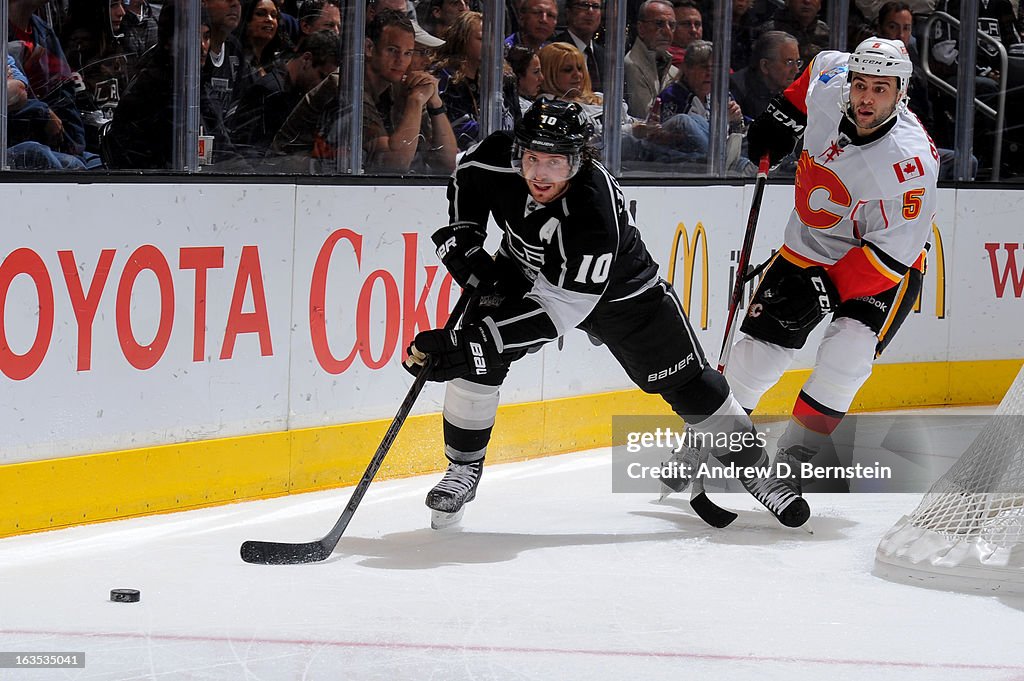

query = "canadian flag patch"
[893, 156, 924, 182]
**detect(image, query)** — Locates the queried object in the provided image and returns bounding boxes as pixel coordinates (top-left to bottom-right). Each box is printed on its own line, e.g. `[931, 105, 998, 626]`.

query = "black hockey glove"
[747, 95, 807, 167]
[761, 266, 839, 332]
[431, 222, 496, 290]
[404, 323, 503, 382]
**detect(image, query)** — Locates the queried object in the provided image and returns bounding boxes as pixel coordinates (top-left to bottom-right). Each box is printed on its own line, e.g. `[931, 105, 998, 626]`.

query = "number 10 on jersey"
[575, 253, 613, 284]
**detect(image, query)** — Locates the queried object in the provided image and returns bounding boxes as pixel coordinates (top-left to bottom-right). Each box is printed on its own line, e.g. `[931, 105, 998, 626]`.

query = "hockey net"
[875, 364, 1024, 594]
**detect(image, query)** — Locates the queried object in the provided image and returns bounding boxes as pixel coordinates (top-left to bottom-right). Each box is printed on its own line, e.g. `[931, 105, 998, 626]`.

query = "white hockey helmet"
[845, 37, 914, 126]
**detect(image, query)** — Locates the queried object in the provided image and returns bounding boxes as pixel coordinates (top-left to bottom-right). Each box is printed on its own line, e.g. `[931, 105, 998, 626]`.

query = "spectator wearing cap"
[410, 16, 445, 72]
[553, 0, 605, 92]
[272, 9, 448, 169]
[363, 9, 456, 172]
[729, 30, 800, 119]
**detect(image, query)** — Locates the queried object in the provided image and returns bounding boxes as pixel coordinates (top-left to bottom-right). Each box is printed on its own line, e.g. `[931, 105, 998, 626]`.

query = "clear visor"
[512, 144, 582, 183]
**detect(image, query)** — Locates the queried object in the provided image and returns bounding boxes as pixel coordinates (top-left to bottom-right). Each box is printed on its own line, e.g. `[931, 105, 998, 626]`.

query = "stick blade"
[689, 492, 738, 528]
[240, 539, 333, 565]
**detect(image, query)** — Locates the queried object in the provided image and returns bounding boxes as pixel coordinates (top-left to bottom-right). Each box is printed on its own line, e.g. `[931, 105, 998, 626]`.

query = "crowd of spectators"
[5, 0, 1024, 178]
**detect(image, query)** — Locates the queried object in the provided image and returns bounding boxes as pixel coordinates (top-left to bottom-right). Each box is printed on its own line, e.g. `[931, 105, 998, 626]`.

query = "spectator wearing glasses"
[624, 0, 678, 118]
[730, 30, 801, 119]
[668, 0, 702, 68]
[760, 0, 829, 66]
[505, 0, 558, 51]
[272, 8, 456, 172]
[553, 0, 605, 92]
[409, 17, 445, 72]
[649, 40, 751, 172]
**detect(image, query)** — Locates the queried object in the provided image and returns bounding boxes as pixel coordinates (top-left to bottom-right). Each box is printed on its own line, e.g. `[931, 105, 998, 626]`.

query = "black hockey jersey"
[447, 131, 660, 353]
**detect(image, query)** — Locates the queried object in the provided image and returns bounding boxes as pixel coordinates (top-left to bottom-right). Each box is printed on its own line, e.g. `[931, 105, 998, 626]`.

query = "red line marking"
[2, 628, 1022, 672]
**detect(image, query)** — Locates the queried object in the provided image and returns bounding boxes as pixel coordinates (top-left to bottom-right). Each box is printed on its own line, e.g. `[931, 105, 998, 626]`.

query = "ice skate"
[738, 453, 811, 529]
[658, 429, 701, 500]
[773, 444, 816, 496]
[426, 460, 483, 529]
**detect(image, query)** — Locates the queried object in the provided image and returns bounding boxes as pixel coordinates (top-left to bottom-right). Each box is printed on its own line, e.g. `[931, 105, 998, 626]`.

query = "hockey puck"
[110, 588, 140, 603]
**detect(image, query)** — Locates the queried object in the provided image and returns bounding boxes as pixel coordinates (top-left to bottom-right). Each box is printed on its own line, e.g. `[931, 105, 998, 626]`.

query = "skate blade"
[799, 519, 814, 535]
[430, 507, 465, 530]
[657, 479, 691, 501]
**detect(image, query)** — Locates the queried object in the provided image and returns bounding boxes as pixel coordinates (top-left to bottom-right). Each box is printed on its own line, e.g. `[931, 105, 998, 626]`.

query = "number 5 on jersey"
[575, 253, 613, 284]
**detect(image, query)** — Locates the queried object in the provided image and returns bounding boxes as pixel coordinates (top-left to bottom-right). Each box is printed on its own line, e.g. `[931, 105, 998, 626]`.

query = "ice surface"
[2, 411, 1024, 680]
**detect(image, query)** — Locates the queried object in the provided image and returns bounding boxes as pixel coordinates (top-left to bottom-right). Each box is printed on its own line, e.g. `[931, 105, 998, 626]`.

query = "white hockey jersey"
[779, 50, 939, 302]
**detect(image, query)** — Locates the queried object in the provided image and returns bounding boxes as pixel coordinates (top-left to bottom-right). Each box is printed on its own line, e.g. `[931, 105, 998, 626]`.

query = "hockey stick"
[683, 155, 770, 527]
[687, 450, 738, 528]
[240, 290, 474, 565]
[717, 154, 771, 373]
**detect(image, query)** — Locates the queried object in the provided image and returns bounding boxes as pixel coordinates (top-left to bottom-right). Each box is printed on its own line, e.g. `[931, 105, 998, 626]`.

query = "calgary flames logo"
[794, 150, 852, 229]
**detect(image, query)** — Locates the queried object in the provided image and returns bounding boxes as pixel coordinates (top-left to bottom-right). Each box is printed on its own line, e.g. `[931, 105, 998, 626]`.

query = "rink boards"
[1, 182, 1021, 536]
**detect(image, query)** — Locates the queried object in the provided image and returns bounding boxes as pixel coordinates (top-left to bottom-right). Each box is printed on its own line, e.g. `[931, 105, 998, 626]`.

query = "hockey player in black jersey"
[404, 99, 810, 529]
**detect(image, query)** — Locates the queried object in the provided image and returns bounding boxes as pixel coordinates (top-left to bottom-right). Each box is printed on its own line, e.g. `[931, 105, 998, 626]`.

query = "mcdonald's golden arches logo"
[913, 222, 945, 318]
[667, 221, 709, 330]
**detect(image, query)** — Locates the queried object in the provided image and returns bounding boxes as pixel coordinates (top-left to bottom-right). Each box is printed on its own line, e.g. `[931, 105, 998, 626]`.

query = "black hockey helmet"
[512, 98, 595, 180]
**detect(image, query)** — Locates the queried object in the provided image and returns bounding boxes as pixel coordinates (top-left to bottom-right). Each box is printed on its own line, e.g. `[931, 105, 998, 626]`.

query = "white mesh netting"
[875, 364, 1024, 594]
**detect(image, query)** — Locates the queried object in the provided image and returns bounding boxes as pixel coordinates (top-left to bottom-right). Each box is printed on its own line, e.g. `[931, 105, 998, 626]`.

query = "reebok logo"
[857, 296, 889, 312]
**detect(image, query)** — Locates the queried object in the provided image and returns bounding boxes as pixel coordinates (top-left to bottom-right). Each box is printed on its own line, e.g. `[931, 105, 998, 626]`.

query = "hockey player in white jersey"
[727, 38, 939, 493]
[404, 98, 810, 529]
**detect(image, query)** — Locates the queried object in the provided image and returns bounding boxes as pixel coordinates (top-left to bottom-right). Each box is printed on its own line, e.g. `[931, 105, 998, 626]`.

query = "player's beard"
[848, 99, 898, 133]
[526, 178, 570, 204]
